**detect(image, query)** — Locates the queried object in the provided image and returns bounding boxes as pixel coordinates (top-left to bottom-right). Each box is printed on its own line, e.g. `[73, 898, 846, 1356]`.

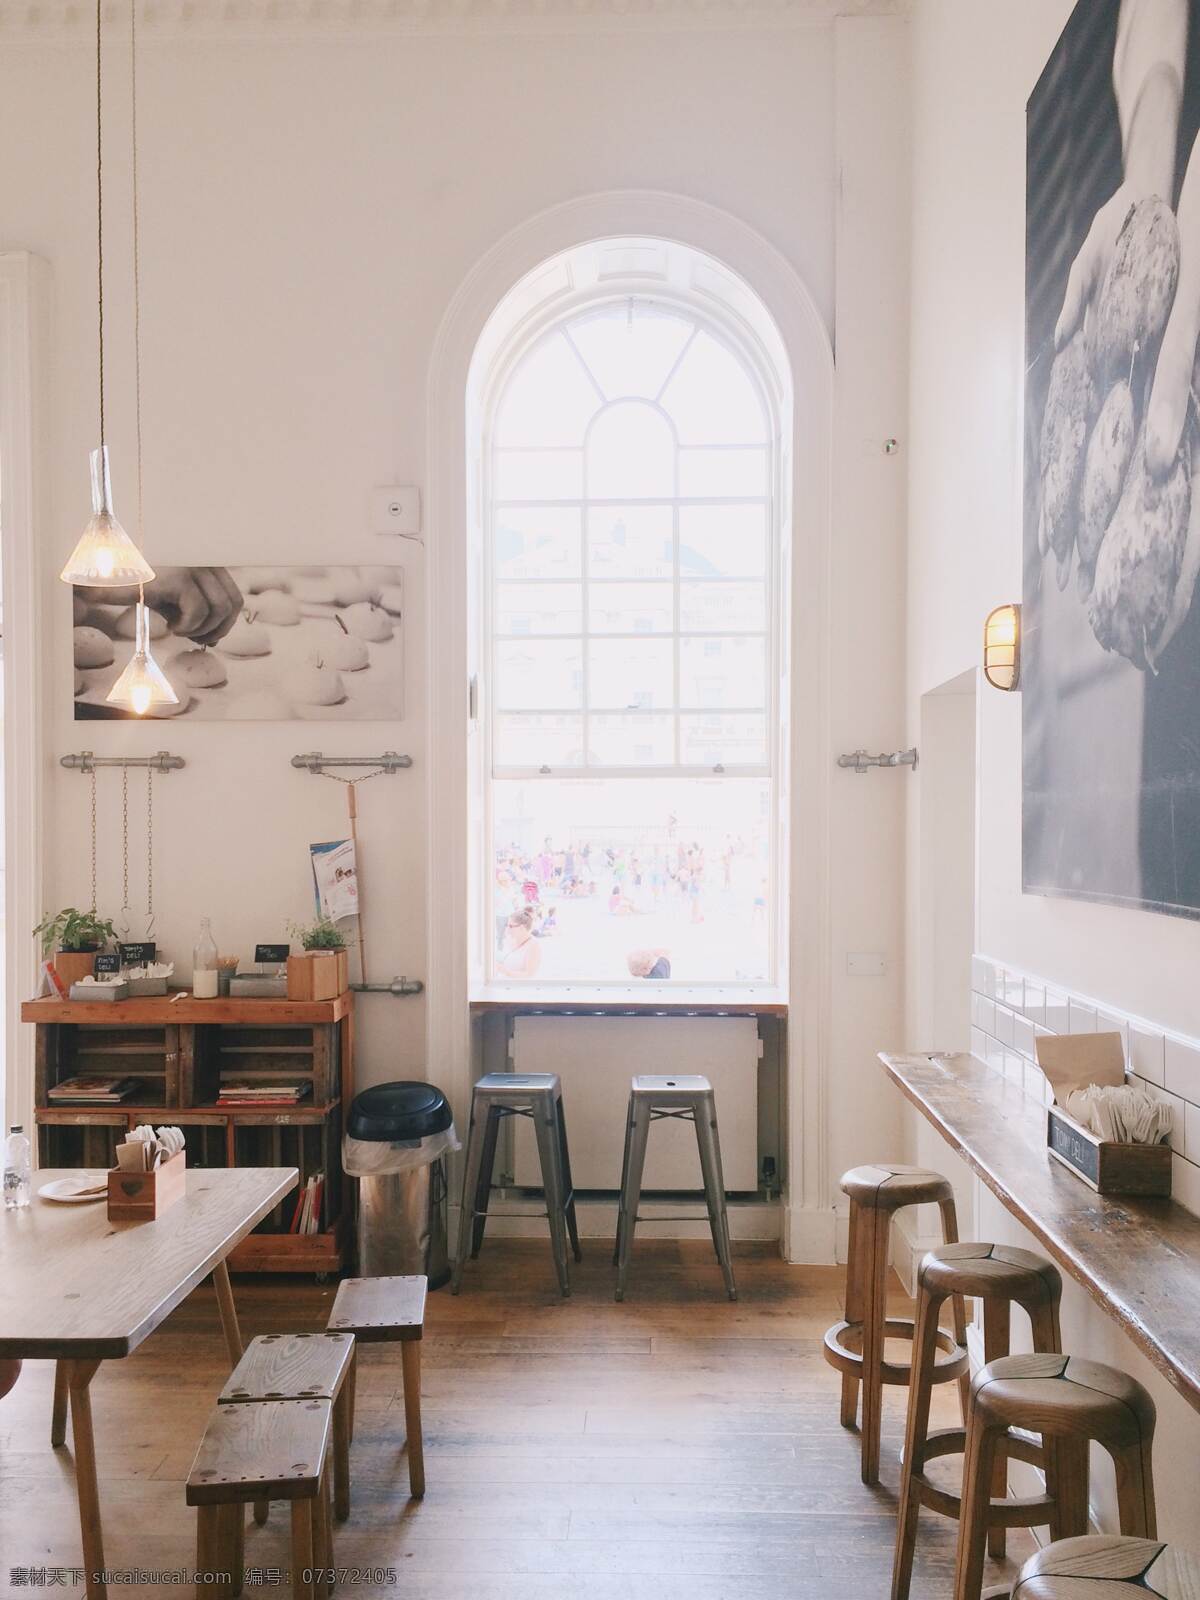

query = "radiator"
[510, 1016, 761, 1193]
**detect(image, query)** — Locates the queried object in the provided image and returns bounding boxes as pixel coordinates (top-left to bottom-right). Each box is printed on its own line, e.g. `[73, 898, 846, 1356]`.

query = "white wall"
[908, 0, 1200, 1539]
[1, 3, 915, 1222]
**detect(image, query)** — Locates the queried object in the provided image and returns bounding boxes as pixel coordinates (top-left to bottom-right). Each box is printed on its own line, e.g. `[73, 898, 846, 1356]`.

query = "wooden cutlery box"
[107, 1149, 186, 1221]
[1037, 1032, 1172, 1198]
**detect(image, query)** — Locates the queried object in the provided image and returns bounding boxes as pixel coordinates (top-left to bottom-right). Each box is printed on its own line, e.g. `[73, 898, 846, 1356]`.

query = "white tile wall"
[971, 955, 1200, 1216]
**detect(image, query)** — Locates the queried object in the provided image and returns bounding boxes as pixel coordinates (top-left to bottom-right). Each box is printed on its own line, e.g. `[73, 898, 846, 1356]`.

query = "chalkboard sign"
[94, 952, 121, 976]
[119, 942, 157, 967]
[255, 944, 290, 965]
[1047, 1108, 1100, 1186]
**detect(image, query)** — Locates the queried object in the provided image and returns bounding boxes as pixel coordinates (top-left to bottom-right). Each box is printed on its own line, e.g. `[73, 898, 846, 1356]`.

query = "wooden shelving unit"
[21, 992, 354, 1277]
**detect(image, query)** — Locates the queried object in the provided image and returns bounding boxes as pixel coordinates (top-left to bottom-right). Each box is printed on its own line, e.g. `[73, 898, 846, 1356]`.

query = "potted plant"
[33, 908, 116, 989]
[286, 916, 349, 1001]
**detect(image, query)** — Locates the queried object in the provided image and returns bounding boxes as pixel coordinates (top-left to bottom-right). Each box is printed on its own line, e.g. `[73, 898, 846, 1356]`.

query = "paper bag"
[1034, 1031, 1125, 1106]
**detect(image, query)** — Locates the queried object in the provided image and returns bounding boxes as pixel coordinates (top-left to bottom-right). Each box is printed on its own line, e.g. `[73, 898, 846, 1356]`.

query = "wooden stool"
[187, 1398, 334, 1600]
[892, 1243, 1063, 1600]
[219, 1332, 355, 1525]
[1012, 1535, 1200, 1598]
[823, 1164, 969, 1485]
[327, 1274, 427, 1499]
[954, 1355, 1157, 1600]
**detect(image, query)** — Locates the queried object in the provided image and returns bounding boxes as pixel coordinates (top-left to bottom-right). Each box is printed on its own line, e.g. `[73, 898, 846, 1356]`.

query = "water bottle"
[3, 1126, 31, 1210]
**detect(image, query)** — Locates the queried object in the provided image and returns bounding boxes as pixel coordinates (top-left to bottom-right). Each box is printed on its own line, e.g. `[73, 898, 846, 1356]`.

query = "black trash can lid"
[348, 1080, 452, 1141]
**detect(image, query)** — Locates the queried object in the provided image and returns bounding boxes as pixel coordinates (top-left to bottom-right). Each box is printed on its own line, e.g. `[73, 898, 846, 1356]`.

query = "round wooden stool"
[1012, 1535, 1200, 1598]
[823, 1164, 969, 1485]
[954, 1355, 1157, 1600]
[891, 1243, 1063, 1600]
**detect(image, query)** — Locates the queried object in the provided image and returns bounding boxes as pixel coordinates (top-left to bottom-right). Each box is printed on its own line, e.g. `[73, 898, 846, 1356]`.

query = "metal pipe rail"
[61, 751, 185, 772]
[291, 751, 412, 774]
[349, 977, 424, 998]
[836, 747, 919, 775]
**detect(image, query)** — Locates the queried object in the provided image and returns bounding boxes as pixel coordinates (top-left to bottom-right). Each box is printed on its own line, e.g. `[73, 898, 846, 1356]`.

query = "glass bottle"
[4, 1126, 31, 1209]
[193, 918, 219, 999]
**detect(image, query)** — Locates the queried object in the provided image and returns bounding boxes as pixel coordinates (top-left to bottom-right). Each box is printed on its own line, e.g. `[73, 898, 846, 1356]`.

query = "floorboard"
[0, 1240, 1032, 1598]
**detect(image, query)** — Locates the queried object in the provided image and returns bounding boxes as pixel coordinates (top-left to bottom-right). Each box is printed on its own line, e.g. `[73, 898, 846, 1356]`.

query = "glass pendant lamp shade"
[105, 600, 178, 715]
[60, 447, 157, 587]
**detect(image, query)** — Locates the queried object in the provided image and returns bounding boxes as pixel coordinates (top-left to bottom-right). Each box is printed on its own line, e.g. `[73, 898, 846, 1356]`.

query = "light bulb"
[105, 600, 179, 716]
[60, 446, 157, 588]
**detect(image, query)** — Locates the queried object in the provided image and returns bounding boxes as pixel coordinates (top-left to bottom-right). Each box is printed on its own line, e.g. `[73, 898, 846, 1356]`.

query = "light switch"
[370, 486, 422, 538]
[847, 952, 886, 977]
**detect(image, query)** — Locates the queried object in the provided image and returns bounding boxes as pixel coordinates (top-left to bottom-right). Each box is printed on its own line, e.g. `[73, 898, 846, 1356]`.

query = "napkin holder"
[1036, 1033, 1172, 1197]
[107, 1148, 187, 1221]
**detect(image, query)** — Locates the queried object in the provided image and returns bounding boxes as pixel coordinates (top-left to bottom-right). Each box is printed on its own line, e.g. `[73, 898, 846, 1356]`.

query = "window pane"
[678, 448, 766, 499]
[588, 506, 673, 579]
[680, 581, 765, 634]
[494, 714, 585, 769]
[587, 402, 675, 500]
[680, 637, 766, 709]
[659, 330, 768, 445]
[590, 582, 673, 635]
[679, 505, 766, 578]
[496, 640, 583, 710]
[567, 304, 694, 401]
[680, 714, 768, 767]
[496, 449, 583, 502]
[588, 638, 673, 710]
[588, 714, 675, 766]
[495, 509, 581, 582]
[490, 776, 772, 983]
[496, 331, 601, 447]
[496, 583, 582, 636]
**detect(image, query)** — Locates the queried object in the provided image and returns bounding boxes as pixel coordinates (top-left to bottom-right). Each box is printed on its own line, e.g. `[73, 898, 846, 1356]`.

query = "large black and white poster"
[1025, 0, 1200, 918]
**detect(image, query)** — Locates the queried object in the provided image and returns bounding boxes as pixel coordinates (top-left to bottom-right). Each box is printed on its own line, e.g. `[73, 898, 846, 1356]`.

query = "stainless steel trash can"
[347, 1081, 455, 1289]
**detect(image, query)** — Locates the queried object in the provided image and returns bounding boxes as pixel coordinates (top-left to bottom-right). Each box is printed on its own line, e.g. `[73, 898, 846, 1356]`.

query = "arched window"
[472, 239, 791, 989]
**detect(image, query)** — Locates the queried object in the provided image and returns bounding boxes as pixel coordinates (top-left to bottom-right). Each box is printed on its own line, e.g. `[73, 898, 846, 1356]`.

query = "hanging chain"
[145, 765, 155, 939]
[89, 764, 98, 913]
[318, 770, 386, 791]
[119, 763, 131, 935]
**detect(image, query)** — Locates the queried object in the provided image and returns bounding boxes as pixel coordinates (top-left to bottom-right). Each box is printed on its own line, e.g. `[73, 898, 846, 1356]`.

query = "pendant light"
[106, 0, 177, 714]
[61, 0, 155, 589]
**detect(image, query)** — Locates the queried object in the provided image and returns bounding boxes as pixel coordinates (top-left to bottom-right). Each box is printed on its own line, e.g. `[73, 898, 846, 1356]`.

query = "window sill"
[468, 983, 787, 1015]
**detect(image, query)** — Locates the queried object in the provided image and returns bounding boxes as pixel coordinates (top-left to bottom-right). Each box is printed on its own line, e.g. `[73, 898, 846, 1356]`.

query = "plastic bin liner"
[343, 1124, 459, 1176]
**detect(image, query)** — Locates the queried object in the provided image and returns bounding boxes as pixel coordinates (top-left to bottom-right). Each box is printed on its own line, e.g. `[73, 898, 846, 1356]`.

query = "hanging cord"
[96, 0, 105, 446]
[313, 768, 385, 986]
[119, 763, 131, 936]
[89, 764, 98, 914]
[145, 764, 155, 940]
[130, 0, 147, 612]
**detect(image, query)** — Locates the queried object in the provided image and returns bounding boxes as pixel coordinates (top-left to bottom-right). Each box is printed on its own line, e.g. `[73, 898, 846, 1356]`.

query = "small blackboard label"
[1048, 1108, 1100, 1184]
[119, 941, 157, 967]
[255, 943, 290, 965]
[94, 952, 121, 976]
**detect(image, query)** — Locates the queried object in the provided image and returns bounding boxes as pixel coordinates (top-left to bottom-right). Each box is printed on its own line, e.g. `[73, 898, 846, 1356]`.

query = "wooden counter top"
[21, 991, 352, 1025]
[881, 1050, 1200, 1414]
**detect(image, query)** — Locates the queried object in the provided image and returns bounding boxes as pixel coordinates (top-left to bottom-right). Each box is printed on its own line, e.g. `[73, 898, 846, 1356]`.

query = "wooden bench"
[219, 1333, 355, 1523]
[186, 1399, 333, 1600]
[326, 1275, 427, 1499]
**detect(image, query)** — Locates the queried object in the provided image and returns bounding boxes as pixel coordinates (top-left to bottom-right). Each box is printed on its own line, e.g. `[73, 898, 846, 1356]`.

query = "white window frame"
[473, 250, 789, 991]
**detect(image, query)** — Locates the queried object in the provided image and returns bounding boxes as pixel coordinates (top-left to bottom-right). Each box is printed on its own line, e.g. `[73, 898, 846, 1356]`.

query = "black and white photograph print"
[1024, 0, 1200, 919]
[73, 565, 405, 720]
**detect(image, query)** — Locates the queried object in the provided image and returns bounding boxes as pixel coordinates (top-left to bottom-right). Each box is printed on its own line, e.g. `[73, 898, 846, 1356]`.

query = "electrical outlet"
[370, 486, 421, 538]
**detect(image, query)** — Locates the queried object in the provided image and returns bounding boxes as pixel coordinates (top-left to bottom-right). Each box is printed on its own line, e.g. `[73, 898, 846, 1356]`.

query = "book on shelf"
[289, 1172, 324, 1235]
[48, 1075, 141, 1103]
[215, 1082, 313, 1108]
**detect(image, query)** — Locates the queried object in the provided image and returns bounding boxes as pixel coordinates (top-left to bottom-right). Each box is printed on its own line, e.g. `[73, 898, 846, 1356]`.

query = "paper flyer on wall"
[310, 839, 359, 922]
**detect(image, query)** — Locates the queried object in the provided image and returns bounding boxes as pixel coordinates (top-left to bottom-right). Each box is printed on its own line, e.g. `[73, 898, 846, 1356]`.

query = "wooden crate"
[1046, 1105, 1173, 1197]
[286, 950, 349, 1002]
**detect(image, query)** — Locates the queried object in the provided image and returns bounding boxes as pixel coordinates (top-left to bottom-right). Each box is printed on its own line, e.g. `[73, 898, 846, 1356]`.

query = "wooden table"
[881, 1050, 1200, 1415]
[0, 1165, 297, 1598]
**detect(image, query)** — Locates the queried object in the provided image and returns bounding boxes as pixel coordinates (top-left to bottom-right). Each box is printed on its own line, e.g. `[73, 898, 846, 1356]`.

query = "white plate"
[38, 1173, 109, 1204]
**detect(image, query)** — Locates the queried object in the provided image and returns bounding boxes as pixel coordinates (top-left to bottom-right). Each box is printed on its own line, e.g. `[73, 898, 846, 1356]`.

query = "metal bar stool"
[823, 1164, 969, 1486]
[613, 1074, 737, 1303]
[954, 1355, 1157, 1600]
[891, 1243, 1063, 1600]
[1012, 1535, 1198, 1598]
[452, 1072, 582, 1297]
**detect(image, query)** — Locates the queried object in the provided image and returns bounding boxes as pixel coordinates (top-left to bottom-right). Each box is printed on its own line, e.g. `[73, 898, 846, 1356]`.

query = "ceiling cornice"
[0, 0, 908, 40]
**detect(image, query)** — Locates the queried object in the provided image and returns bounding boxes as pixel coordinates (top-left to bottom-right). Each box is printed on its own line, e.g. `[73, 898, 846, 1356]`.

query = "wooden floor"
[0, 1241, 1033, 1598]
